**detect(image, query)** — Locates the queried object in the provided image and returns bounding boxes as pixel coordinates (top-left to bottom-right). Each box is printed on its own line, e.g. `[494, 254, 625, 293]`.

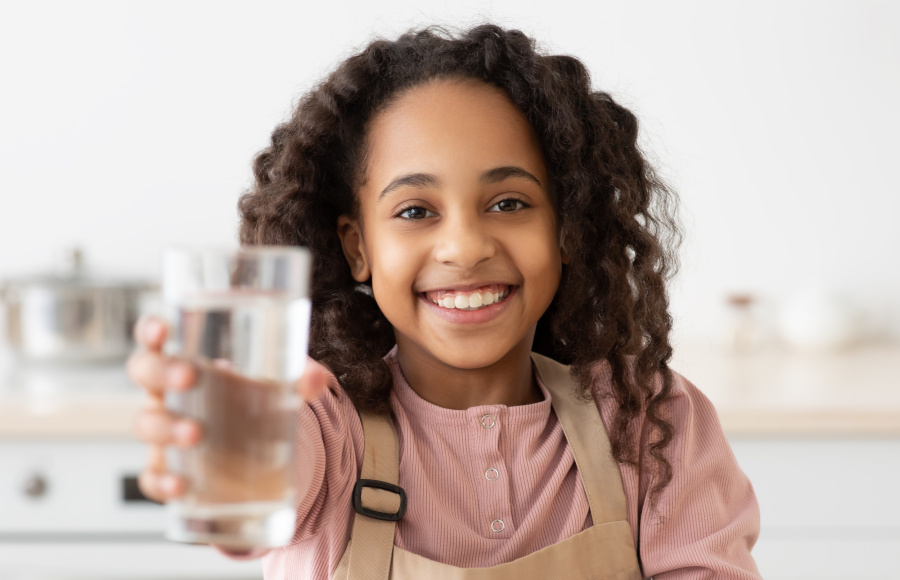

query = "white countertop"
[1, 342, 898, 439]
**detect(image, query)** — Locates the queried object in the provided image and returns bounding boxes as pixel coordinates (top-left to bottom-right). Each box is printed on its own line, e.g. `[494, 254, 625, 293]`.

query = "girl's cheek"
[367, 234, 419, 311]
[515, 225, 559, 262]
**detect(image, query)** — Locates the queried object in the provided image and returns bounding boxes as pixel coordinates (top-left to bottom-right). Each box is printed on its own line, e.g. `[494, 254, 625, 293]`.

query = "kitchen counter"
[671, 340, 900, 436]
[1, 342, 899, 438]
[0, 360, 144, 439]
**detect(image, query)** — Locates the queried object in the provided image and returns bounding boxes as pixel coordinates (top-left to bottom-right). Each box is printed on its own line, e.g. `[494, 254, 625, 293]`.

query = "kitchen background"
[1, 1, 898, 579]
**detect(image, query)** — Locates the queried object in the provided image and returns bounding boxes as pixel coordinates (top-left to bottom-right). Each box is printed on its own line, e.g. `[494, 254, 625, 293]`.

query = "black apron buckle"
[352, 478, 408, 522]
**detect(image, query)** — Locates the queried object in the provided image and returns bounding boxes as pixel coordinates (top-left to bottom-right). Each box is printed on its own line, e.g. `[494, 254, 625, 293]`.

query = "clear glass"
[161, 245, 312, 549]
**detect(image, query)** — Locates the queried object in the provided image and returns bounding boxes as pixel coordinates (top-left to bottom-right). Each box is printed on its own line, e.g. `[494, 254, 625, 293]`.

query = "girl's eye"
[489, 198, 529, 212]
[397, 206, 436, 220]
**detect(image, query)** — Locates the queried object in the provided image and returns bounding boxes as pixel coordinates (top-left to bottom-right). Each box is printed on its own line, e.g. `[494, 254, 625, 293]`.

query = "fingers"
[134, 408, 203, 447]
[138, 445, 185, 503]
[134, 315, 168, 351]
[127, 314, 196, 398]
[130, 316, 196, 505]
[133, 396, 200, 504]
[126, 349, 197, 397]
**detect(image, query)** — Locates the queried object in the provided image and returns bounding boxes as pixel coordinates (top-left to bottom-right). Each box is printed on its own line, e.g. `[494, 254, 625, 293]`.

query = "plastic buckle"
[352, 479, 407, 522]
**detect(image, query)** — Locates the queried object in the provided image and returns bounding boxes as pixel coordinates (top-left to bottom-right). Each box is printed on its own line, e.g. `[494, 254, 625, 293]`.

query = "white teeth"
[430, 287, 511, 311]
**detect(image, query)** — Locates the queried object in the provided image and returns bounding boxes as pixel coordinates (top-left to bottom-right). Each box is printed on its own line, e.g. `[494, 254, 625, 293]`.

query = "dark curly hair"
[238, 24, 683, 498]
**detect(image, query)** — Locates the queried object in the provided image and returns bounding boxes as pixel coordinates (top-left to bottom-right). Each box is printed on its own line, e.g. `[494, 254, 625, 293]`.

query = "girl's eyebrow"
[379, 173, 440, 199]
[378, 166, 542, 200]
[481, 166, 542, 188]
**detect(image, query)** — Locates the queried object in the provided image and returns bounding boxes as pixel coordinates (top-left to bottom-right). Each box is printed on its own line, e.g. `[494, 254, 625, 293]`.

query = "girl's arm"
[128, 316, 363, 563]
[215, 357, 365, 561]
[632, 371, 762, 579]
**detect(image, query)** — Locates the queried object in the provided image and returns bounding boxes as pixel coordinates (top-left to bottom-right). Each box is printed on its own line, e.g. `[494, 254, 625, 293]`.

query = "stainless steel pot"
[0, 248, 157, 364]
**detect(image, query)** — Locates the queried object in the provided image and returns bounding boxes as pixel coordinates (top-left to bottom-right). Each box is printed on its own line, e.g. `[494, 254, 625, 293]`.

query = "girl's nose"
[433, 212, 496, 269]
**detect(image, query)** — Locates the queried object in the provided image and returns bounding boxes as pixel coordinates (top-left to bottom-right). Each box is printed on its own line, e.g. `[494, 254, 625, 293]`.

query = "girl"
[129, 24, 762, 579]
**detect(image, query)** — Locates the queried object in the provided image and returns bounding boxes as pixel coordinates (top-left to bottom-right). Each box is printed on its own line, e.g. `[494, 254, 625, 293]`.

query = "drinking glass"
[161, 245, 312, 549]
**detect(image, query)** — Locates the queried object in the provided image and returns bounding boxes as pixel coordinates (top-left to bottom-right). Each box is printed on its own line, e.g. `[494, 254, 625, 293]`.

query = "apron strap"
[530, 353, 628, 524]
[346, 411, 403, 580]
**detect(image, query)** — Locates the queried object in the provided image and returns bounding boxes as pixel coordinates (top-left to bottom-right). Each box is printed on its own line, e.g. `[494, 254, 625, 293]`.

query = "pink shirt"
[233, 346, 761, 579]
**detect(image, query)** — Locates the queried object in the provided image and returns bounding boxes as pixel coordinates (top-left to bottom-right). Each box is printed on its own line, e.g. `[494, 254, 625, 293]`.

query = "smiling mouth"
[423, 284, 513, 311]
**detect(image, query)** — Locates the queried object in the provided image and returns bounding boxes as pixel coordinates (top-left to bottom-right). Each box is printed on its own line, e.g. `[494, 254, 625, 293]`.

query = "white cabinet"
[0, 440, 264, 580]
[1, 440, 164, 534]
[730, 438, 900, 580]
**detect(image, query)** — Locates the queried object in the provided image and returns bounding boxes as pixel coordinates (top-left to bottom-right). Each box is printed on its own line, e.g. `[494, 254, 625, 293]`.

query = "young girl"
[129, 24, 762, 579]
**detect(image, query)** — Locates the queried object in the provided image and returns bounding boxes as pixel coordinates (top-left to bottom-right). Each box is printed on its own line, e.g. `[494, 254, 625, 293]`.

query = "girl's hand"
[127, 315, 202, 503]
[127, 314, 330, 504]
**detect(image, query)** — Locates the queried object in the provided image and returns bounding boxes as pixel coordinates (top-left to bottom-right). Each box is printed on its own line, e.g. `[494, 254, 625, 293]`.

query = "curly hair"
[238, 24, 683, 498]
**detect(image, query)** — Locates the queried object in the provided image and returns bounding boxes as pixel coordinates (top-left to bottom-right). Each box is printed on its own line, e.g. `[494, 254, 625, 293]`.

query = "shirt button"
[484, 468, 500, 481]
[481, 414, 496, 428]
[490, 519, 505, 533]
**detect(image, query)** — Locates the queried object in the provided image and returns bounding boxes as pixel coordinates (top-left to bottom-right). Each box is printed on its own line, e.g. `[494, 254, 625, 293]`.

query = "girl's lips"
[419, 285, 518, 324]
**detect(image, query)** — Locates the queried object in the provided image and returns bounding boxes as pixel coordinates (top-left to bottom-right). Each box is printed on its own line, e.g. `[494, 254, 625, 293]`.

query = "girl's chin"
[402, 335, 531, 372]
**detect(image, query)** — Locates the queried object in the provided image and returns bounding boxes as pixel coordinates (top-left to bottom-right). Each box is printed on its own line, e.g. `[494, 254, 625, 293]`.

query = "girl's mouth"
[423, 284, 512, 311]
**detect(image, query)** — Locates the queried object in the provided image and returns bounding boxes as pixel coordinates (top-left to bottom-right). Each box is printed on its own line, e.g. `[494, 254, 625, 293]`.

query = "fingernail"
[173, 421, 195, 442]
[161, 476, 178, 495]
[145, 319, 163, 341]
[167, 364, 192, 387]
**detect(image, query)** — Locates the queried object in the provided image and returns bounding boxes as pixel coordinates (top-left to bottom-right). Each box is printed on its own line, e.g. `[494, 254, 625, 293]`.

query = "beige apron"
[332, 353, 644, 580]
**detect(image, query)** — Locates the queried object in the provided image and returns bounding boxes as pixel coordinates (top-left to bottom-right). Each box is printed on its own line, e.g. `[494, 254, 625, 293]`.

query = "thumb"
[296, 363, 329, 403]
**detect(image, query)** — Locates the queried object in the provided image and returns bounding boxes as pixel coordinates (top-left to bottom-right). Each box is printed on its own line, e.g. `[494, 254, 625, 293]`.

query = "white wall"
[2, 0, 898, 344]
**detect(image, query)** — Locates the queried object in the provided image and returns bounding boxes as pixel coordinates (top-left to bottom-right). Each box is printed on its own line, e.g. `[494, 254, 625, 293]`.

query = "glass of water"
[161, 245, 312, 549]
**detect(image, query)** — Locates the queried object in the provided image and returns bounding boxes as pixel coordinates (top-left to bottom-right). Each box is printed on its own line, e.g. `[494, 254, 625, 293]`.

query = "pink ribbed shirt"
[238, 346, 761, 579]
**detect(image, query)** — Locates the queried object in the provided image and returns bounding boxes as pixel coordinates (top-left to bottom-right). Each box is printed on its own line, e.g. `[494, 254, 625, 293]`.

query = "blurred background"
[0, 1, 897, 579]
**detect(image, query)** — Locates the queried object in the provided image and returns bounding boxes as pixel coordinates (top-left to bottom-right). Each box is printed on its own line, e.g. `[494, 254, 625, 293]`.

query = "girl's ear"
[559, 230, 570, 265]
[336, 215, 371, 282]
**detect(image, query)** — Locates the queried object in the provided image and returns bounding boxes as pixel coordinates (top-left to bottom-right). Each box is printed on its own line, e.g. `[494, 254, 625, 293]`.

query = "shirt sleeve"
[216, 357, 364, 562]
[635, 370, 762, 579]
[289, 358, 365, 541]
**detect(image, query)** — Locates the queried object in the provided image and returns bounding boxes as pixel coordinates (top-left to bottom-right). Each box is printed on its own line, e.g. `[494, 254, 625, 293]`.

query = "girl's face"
[338, 78, 566, 371]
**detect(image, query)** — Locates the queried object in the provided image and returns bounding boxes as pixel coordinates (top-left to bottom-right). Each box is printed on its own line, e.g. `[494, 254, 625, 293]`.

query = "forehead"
[361, 78, 547, 189]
